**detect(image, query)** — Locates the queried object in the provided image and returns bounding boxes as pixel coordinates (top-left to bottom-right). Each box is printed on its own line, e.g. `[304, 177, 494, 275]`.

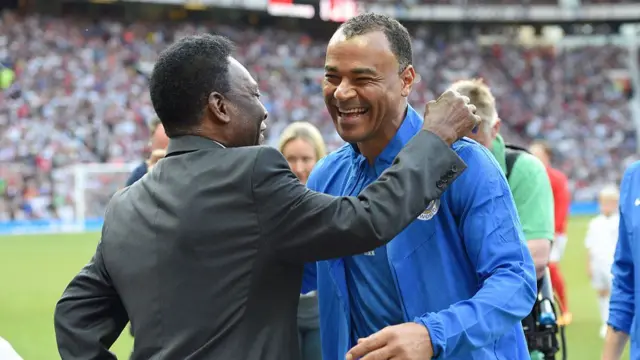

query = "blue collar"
[349, 105, 423, 169]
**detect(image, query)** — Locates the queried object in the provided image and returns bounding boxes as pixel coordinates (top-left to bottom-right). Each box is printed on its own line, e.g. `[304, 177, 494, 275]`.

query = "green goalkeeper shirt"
[490, 134, 555, 242]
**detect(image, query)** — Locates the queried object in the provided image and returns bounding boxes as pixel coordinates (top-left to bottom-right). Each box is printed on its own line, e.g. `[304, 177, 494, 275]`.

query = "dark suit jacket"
[54, 131, 466, 360]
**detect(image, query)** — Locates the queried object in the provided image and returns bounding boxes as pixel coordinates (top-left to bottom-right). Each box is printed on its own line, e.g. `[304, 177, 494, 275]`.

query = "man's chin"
[338, 130, 368, 144]
[332, 119, 371, 144]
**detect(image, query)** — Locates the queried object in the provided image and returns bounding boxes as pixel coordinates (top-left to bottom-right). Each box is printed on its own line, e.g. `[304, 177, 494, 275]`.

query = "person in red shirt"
[530, 141, 572, 325]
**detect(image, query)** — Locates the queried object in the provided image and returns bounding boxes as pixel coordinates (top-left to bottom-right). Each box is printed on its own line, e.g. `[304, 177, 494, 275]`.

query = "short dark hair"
[339, 13, 413, 72]
[149, 34, 235, 137]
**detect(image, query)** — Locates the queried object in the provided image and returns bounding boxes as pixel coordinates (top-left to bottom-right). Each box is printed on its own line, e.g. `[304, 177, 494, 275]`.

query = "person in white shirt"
[585, 184, 620, 338]
[0, 336, 23, 360]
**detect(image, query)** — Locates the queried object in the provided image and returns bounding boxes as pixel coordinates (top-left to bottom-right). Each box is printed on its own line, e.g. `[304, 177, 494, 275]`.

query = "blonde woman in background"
[278, 121, 327, 360]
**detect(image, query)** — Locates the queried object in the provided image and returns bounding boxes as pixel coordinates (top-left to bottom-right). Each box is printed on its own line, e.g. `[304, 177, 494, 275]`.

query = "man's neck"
[357, 130, 397, 165]
[200, 131, 229, 148]
[357, 107, 408, 164]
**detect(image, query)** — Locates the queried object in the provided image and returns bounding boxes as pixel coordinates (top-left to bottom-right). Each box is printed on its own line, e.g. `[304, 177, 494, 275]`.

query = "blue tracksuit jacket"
[608, 160, 640, 358]
[302, 105, 537, 359]
[125, 162, 148, 187]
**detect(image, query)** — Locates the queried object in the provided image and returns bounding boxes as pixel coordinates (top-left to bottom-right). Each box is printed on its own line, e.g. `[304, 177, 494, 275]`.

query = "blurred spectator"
[0, 11, 635, 220]
[581, 0, 635, 3]
[362, 0, 630, 4]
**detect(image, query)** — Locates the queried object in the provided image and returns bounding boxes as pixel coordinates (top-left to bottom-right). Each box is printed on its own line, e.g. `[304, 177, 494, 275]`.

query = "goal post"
[54, 162, 140, 231]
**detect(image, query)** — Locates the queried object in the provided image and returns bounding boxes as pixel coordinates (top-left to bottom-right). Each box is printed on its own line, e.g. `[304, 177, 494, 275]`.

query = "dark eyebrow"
[324, 65, 338, 73]
[350, 67, 377, 76]
[324, 65, 378, 76]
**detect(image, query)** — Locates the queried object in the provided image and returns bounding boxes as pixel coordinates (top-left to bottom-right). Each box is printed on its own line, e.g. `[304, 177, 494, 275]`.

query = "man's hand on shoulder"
[147, 149, 167, 171]
[423, 90, 481, 146]
[345, 323, 433, 360]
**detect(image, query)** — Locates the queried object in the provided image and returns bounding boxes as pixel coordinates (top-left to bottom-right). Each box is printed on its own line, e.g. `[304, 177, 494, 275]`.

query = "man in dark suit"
[53, 34, 480, 360]
[125, 120, 167, 339]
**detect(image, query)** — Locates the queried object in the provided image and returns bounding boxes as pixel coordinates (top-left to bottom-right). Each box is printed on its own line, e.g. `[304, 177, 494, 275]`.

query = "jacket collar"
[349, 105, 423, 167]
[166, 135, 225, 157]
[489, 134, 507, 174]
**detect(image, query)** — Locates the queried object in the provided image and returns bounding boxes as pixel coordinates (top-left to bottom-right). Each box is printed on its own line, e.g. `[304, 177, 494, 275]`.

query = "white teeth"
[339, 108, 367, 114]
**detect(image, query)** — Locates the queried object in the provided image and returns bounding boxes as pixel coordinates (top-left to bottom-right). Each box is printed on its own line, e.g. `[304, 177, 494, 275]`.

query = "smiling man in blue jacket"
[602, 161, 640, 360]
[303, 13, 537, 360]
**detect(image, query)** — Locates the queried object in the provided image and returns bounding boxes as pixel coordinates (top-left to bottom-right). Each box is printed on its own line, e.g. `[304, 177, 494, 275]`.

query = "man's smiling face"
[322, 30, 410, 144]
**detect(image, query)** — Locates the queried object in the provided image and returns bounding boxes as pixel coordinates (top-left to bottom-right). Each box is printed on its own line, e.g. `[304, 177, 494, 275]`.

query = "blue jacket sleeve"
[608, 166, 636, 333]
[301, 263, 318, 293]
[414, 144, 537, 358]
[125, 163, 147, 187]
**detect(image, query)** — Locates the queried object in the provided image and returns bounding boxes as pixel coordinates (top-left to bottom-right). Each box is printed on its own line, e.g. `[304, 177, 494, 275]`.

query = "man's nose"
[259, 100, 268, 120]
[334, 81, 356, 102]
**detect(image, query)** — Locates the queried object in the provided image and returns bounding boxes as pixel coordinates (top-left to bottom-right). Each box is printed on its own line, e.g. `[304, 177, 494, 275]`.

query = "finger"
[423, 100, 437, 117]
[359, 345, 395, 360]
[466, 104, 477, 114]
[346, 333, 389, 360]
[149, 150, 167, 164]
[460, 95, 470, 104]
[437, 89, 457, 102]
[151, 149, 167, 158]
[471, 114, 482, 134]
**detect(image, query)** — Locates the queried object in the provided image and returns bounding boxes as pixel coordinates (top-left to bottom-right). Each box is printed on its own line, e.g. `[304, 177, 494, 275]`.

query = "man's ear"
[208, 92, 231, 124]
[492, 118, 502, 138]
[400, 65, 416, 97]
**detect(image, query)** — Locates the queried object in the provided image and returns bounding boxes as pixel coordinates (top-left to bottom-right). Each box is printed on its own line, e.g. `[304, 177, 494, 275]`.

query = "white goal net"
[52, 162, 139, 230]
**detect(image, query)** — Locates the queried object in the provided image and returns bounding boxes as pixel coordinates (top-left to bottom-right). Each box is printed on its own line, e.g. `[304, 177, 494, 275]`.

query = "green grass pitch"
[0, 216, 629, 359]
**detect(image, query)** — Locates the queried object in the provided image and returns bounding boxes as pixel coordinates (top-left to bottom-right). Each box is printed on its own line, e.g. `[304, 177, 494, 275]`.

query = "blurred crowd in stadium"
[362, 0, 634, 5]
[0, 10, 637, 221]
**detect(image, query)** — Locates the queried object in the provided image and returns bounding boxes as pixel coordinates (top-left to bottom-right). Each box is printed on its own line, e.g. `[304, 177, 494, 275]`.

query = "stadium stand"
[0, 10, 636, 221]
[364, 0, 561, 4]
[367, 0, 630, 3]
[581, 0, 635, 3]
